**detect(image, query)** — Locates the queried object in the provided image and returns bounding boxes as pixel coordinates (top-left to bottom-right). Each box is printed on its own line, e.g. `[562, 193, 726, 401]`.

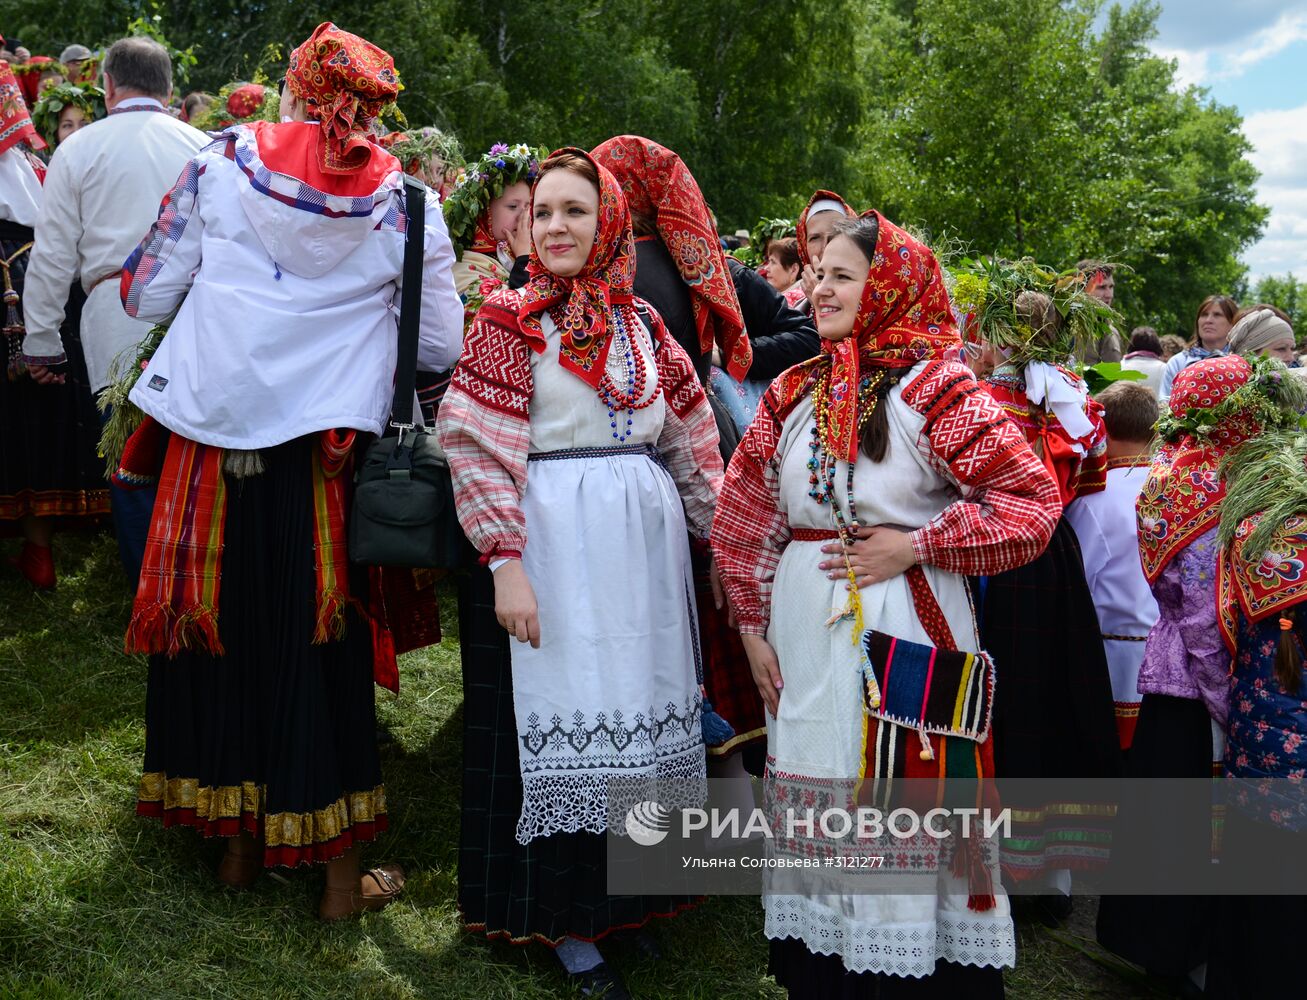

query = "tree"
[1252, 274, 1306, 330]
[7, 0, 1267, 333]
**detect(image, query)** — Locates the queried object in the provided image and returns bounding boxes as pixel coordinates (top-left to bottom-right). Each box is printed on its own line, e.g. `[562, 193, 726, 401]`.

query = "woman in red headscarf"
[1097, 355, 1307, 986]
[591, 134, 751, 384]
[712, 213, 1060, 995]
[118, 23, 463, 919]
[794, 188, 856, 311]
[2, 60, 107, 587]
[437, 148, 723, 996]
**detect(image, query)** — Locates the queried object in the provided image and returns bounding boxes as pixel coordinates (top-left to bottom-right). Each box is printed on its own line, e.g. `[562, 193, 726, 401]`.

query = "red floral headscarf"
[776, 210, 960, 464]
[285, 23, 399, 174]
[468, 211, 499, 255]
[0, 61, 44, 154]
[591, 135, 750, 380]
[795, 189, 856, 270]
[1137, 356, 1256, 584]
[519, 148, 638, 391]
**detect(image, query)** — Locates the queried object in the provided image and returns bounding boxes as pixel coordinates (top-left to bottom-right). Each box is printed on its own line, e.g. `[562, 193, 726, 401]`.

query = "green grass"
[2, 531, 1158, 998]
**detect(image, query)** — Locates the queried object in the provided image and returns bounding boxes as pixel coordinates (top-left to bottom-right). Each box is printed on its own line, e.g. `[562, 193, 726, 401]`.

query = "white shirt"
[20, 98, 208, 390]
[124, 123, 464, 449]
[1119, 354, 1166, 396]
[1065, 462, 1160, 706]
[0, 146, 42, 227]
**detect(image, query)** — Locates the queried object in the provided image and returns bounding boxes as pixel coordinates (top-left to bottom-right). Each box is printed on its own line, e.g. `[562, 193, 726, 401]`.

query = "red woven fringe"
[950, 832, 996, 912]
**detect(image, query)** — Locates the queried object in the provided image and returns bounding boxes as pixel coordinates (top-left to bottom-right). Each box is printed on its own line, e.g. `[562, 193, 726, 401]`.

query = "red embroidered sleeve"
[647, 300, 723, 538]
[710, 387, 791, 635]
[901, 361, 1060, 575]
[1069, 393, 1108, 498]
[436, 290, 533, 557]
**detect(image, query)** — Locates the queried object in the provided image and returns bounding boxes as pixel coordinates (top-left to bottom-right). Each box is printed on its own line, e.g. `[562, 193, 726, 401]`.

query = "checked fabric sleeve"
[710, 387, 792, 636]
[646, 299, 723, 539]
[901, 361, 1060, 575]
[436, 289, 533, 558]
[121, 152, 208, 324]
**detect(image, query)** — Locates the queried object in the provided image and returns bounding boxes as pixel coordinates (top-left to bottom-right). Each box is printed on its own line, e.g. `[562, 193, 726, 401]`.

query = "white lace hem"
[515, 746, 707, 844]
[764, 893, 1016, 978]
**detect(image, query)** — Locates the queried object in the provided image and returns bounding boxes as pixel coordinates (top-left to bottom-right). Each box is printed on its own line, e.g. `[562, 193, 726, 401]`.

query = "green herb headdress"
[379, 126, 463, 182]
[948, 256, 1119, 367]
[30, 82, 105, 147]
[753, 217, 796, 253]
[442, 142, 547, 256]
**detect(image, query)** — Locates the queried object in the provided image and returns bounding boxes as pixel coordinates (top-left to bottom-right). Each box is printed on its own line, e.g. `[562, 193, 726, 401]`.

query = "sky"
[1142, 0, 1307, 282]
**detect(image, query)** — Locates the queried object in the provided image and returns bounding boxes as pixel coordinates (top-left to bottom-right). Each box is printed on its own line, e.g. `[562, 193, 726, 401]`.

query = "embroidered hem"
[515, 747, 707, 845]
[0, 488, 110, 520]
[136, 772, 387, 867]
[765, 893, 1016, 978]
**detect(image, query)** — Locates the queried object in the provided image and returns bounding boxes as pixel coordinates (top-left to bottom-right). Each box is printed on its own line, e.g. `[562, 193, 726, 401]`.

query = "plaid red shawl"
[126, 429, 355, 657]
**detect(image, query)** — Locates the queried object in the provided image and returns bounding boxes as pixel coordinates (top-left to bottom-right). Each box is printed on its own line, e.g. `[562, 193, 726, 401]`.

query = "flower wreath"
[1157, 354, 1307, 445]
[441, 141, 547, 256]
[29, 81, 105, 146]
[948, 255, 1120, 367]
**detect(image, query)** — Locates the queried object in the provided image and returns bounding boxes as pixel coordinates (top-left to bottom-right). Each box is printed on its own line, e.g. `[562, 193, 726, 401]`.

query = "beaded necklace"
[560, 303, 659, 443]
[807, 363, 903, 640]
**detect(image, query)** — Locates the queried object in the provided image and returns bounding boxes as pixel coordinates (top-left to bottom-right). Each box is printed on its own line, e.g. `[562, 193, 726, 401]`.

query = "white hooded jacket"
[123, 122, 463, 449]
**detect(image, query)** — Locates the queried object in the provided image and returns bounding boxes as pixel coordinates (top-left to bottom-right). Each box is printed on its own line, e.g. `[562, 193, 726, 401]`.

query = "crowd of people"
[3, 21, 1306, 1000]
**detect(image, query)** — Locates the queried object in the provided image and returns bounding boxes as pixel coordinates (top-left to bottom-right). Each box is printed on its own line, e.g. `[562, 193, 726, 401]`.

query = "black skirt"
[1, 233, 108, 525]
[982, 516, 1121, 880]
[767, 937, 1005, 999]
[136, 437, 385, 867]
[1095, 693, 1214, 978]
[457, 554, 699, 944]
[1206, 809, 1307, 998]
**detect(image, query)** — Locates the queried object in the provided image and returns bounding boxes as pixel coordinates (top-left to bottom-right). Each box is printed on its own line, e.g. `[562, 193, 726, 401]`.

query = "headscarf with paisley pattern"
[518, 147, 639, 392]
[0, 61, 44, 154]
[590, 135, 750, 380]
[774, 210, 961, 464]
[285, 22, 399, 175]
[1137, 355, 1259, 585]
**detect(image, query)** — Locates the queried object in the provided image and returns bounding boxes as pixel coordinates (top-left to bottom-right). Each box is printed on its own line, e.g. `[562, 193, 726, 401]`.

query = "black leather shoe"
[572, 963, 632, 999]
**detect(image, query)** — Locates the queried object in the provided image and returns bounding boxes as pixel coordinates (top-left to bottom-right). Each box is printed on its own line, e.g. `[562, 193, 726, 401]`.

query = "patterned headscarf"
[775, 210, 960, 464]
[591, 135, 750, 379]
[0, 61, 45, 154]
[1137, 356, 1257, 584]
[795, 189, 856, 269]
[285, 23, 399, 174]
[519, 148, 638, 391]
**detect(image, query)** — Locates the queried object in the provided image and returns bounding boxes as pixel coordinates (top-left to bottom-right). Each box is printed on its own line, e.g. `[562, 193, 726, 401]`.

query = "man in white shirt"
[21, 35, 207, 586]
[1065, 381, 1161, 753]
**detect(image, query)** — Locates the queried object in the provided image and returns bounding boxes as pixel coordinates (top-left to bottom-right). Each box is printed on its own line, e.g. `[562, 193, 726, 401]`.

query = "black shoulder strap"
[390, 176, 426, 428]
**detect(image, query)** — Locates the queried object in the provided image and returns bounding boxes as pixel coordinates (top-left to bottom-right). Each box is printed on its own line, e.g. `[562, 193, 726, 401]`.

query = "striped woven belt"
[528, 443, 665, 469]
[1102, 633, 1149, 642]
[791, 527, 842, 542]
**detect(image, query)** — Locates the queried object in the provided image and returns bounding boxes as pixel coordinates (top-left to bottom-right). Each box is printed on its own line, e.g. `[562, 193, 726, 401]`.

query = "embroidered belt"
[528, 443, 665, 469]
[1102, 633, 1148, 642]
[790, 527, 841, 542]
